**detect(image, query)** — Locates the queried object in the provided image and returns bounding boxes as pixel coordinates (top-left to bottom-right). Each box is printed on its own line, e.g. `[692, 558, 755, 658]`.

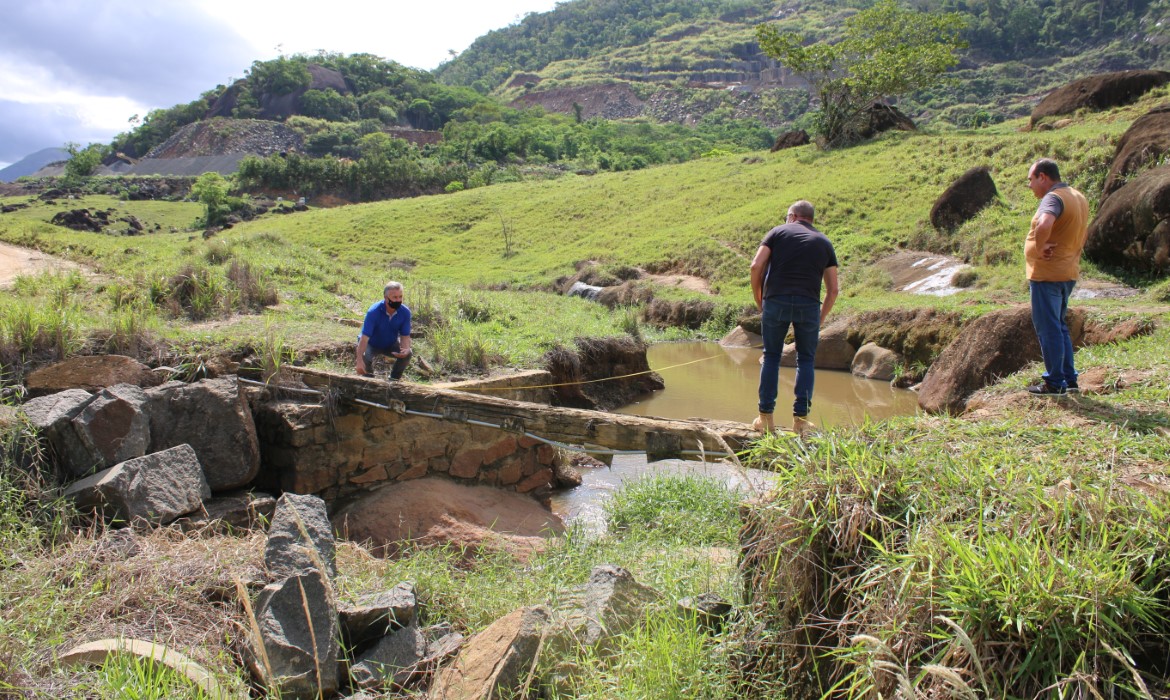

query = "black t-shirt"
[761, 221, 838, 301]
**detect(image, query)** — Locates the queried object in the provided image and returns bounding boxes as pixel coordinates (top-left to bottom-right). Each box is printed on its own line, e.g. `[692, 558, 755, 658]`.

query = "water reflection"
[616, 341, 919, 427]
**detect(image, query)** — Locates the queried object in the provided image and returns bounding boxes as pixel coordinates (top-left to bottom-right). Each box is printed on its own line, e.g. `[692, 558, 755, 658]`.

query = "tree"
[756, 0, 967, 148]
[191, 172, 231, 228]
[63, 142, 107, 182]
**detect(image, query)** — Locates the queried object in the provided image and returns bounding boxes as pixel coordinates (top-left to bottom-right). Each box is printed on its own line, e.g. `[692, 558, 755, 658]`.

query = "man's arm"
[1033, 212, 1057, 259]
[356, 335, 370, 374]
[820, 267, 838, 325]
[750, 246, 771, 310]
[393, 335, 412, 358]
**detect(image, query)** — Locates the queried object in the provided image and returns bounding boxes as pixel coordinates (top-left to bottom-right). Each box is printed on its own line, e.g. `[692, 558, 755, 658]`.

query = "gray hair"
[788, 200, 815, 221]
[384, 281, 403, 294]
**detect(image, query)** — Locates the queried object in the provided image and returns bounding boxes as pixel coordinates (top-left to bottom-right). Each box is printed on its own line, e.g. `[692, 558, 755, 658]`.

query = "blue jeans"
[1030, 280, 1077, 388]
[759, 295, 821, 416]
[363, 341, 412, 379]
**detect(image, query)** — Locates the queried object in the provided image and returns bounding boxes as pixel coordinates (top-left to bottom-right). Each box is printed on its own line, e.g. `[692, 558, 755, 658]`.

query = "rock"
[250, 569, 340, 700]
[566, 281, 603, 301]
[543, 565, 662, 690]
[72, 384, 150, 470]
[340, 582, 417, 647]
[851, 343, 902, 381]
[1103, 104, 1170, 198]
[427, 606, 550, 700]
[50, 208, 110, 232]
[20, 388, 95, 475]
[678, 592, 734, 634]
[331, 477, 564, 559]
[1081, 317, 1155, 346]
[58, 638, 236, 700]
[25, 355, 164, 397]
[350, 623, 427, 691]
[265, 493, 336, 581]
[781, 320, 857, 369]
[771, 129, 810, 151]
[719, 325, 762, 349]
[859, 102, 916, 139]
[930, 166, 998, 231]
[1086, 164, 1170, 273]
[63, 444, 210, 526]
[1031, 70, 1170, 127]
[917, 306, 1085, 414]
[146, 377, 260, 491]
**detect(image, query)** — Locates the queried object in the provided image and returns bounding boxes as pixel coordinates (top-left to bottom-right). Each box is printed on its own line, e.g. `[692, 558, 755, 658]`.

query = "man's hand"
[1042, 242, 1057, 260]
[391, 350, 410, 359]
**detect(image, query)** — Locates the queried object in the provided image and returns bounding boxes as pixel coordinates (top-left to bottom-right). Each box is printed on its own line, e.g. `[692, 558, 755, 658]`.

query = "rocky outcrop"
[917, 306, 1085, 414]
[510, 83, 645, 121]
[859, 102, 916, 139]
[771, 129, 810, 151]
[1030, 70, 1170, 127]
[145, 118, 303, 160]
[930, 166, 998, 231]
[50, 208, 113, 232]
[1102, 104, 1170, 197]
[1086, 164, 1170, 273]
[543, 337, 664, 411]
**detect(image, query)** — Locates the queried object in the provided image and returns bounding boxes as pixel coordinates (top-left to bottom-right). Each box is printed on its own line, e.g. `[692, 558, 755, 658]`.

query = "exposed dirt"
[642, 272, 712, 294]
[0, 242, 86, 288]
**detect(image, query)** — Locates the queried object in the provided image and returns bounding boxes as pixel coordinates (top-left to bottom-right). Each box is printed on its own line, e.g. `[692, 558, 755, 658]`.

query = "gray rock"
[73, 384, 150, 469]
[21, 389, 96, 475]
[547, 564, 661, 653]
[251, 568, 340, 700]
[678, 592, 734, 634]
[63, 444, 209, 526]
[851, 343, 902, 381]
[340, 582, 417, 647]
[175, 490, 276, 533]
[780, 320, 857, 370]
[265, 493, 336, 580]
[350, 623, 426, 690]
[146, 377, 260, 491]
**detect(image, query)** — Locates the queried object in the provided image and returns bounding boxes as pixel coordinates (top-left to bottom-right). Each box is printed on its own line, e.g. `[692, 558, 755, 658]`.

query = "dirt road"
[0, 241, 82, 288]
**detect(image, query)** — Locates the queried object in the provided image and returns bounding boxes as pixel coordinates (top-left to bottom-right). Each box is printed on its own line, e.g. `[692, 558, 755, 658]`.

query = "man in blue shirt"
[356, 281, 413, 380]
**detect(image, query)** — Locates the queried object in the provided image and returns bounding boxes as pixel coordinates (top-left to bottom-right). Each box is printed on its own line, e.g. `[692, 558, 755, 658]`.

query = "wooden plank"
[287, 367, 758, 460]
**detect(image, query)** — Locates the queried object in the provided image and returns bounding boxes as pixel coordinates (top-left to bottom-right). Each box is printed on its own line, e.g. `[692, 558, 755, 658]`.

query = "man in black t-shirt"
[749, 200, 839, 435]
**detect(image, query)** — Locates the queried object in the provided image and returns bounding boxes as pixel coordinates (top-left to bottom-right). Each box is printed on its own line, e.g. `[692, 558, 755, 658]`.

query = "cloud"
[0, 0, 254, 161]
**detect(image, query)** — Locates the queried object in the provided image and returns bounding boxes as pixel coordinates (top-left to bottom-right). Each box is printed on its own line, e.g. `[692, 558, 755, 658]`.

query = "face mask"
[387, 300, 402, 309]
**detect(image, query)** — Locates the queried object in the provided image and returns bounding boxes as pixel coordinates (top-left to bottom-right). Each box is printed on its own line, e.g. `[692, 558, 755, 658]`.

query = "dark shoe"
[1067, 380, 1079, 393]
[1027, 382, 1066, 396]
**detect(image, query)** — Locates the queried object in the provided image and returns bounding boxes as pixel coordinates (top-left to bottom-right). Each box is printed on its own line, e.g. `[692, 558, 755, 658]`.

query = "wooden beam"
[287, 367, 759, 461]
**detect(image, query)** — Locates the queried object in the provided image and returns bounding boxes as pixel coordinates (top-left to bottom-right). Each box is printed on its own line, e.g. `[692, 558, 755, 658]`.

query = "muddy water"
[616, 341, 919, 427]
[549, 341, 919, 531]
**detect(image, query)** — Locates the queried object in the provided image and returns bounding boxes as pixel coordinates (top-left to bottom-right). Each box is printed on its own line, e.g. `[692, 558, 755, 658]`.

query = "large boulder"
[250, 569, 340, 700]
[1102, 104, 1170, 198]
[62, 444, 210, 526]
[859, 102, 916, 139]
[427, 606, 550, 700]
[771, 129, 810, 151]
[1031, 70, 1170, 127]
[1086, 165, 1170, 273]
[851, 343, 902, 382]
[918, 306, 1085, 414]
[265, 493, 336, 581]
[146, 377, 260, 491]
[25, 355, 164, 397]
[930, 166, 998, 231]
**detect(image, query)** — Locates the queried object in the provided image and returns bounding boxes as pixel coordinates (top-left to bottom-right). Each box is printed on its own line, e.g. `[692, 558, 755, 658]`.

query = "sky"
[0, 0, 562, 168]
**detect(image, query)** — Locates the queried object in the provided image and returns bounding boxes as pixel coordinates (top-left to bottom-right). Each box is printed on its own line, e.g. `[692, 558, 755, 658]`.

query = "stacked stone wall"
[253, 400, 557, 503]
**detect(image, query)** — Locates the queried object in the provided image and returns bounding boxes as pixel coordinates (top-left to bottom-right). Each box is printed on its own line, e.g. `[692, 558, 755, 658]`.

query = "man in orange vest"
[1024, 158, 1089, 396]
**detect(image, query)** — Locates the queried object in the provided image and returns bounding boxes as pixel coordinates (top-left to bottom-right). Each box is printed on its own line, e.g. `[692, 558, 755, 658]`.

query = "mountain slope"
[0, 148, 69, 183]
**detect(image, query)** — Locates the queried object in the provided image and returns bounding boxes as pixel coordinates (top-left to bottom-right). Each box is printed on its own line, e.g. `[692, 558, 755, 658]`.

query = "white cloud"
[0, 0, 560, 163]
